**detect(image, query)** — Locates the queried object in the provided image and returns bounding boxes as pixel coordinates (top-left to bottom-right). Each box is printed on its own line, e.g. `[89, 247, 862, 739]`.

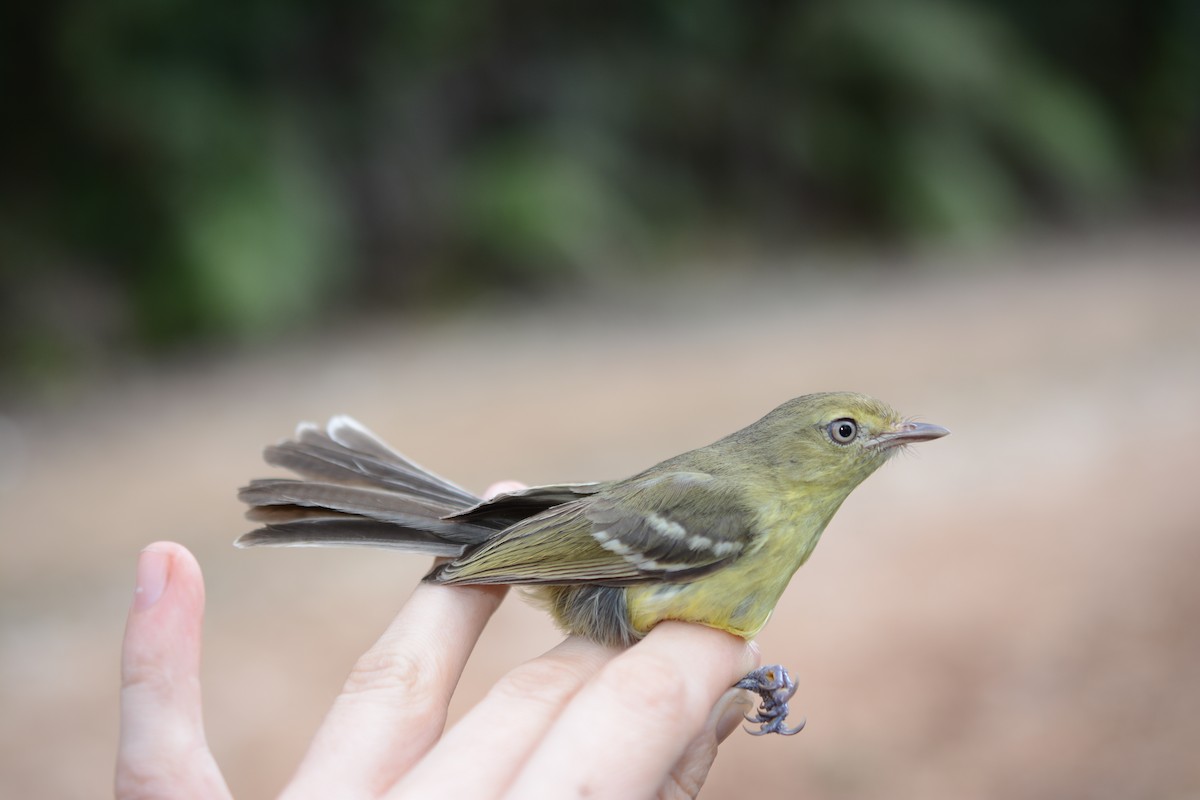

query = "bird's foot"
[734, 664, 806, 736]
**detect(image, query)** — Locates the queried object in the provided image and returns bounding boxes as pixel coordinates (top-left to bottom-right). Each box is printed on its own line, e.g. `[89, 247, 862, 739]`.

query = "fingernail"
[710, 688, 755, 743]
[133, 546, 171, 611]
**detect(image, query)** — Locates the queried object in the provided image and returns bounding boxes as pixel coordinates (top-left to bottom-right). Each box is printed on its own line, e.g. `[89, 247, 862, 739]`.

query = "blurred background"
[1, 0, 1198, 797]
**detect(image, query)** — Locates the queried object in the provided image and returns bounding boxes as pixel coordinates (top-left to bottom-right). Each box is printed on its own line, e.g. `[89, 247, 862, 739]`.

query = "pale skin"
[116, 483, 761, 800]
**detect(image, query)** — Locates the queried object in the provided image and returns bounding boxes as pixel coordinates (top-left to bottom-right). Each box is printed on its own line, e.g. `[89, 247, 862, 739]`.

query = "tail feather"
[237, 517, 469, 556]
[266, 417, 478, 508]
[237, 416, 493, 553]
[239, 479, 495, 543]
[241, 477, 452, 522]
[318, 414, 411, 461]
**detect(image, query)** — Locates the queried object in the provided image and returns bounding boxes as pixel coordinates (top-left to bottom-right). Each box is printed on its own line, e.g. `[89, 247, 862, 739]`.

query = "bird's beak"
[871, 421, 950, 449]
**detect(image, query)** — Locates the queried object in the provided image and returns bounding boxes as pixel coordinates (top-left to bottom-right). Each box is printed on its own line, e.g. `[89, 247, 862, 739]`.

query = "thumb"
[116, 542, 231, 800]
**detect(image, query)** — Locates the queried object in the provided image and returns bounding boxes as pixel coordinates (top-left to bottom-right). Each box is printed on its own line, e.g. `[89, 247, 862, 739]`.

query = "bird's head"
[730, 391, 949, 495]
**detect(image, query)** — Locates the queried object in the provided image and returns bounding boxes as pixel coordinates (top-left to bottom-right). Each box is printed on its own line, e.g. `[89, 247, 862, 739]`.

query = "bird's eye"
[828, 418, 858, 444]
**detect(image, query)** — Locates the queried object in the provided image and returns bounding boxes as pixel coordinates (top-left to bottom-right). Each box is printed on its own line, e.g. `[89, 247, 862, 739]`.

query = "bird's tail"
[236, 416, 502, 557]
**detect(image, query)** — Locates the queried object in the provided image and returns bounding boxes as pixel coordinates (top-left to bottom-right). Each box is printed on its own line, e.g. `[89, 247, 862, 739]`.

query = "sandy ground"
[2, 231, 1199, 798]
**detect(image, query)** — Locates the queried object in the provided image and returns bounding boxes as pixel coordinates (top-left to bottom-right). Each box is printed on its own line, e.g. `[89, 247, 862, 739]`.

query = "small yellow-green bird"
[238, 391, 947, 734]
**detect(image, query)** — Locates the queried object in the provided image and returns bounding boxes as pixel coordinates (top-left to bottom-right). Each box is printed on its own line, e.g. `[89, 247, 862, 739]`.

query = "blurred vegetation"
[1, 0, 1197, 391]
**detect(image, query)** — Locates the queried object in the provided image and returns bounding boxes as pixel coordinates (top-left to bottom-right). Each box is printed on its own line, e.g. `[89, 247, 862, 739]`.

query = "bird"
[237, 391, 948, 734]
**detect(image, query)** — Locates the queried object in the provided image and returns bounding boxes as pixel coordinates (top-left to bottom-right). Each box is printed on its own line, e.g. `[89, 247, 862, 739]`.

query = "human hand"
[116, 483, 760, 799]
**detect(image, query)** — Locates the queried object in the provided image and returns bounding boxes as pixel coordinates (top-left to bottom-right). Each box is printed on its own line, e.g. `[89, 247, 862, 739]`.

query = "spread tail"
[236, 416, 501, 557]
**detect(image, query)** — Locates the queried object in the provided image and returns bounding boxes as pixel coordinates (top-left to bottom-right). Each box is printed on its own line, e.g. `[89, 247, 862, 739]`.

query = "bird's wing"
[430, 471, 753, 586]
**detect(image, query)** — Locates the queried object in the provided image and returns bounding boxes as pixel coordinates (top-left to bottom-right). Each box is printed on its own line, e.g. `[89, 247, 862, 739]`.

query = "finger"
[659, 687, 757, 799]
[116, 542, 231, 800]
[285, 480, 521, 797]
[284, 581, 507, 798]
[504, 622, 758, 799]
[484, 480, 527, 497]
[387, 636, 618, 799]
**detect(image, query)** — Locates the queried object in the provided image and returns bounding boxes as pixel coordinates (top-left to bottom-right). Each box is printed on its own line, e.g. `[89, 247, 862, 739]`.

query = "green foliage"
[453, 135, 650, 285]
[0, 0, 1195, 388]
[786, 0, 1128, 243]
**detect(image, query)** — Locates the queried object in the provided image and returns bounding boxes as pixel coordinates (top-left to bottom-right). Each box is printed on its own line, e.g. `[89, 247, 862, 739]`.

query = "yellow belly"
[624, 509, 828, 639]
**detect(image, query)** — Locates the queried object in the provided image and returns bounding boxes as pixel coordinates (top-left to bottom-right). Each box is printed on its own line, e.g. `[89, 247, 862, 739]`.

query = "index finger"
[285, 481, 519, 797]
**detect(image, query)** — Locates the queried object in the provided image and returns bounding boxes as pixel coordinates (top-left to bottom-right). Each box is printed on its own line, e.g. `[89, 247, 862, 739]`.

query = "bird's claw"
[734, 664, 806, 736]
